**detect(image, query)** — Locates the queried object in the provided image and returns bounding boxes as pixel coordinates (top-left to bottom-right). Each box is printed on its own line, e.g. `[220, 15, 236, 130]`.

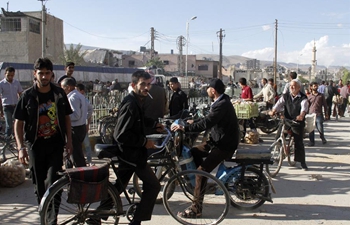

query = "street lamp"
[296, 53, 303, 75]
[185, 16, 197, 76]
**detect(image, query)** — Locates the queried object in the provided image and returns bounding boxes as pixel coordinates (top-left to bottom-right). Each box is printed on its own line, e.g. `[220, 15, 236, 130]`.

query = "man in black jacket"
[171, 78, 240, 218]
[269, 79, 309, 170]
[168, 77, 188, 118]
[113, 70, 162, 225]
[14, 58, 73, 216]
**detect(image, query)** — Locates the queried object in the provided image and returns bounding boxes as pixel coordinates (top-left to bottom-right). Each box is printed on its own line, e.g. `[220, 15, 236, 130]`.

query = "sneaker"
[307, 142, 315, 147]
[322, 139, 327, 144]
[301, 163, 308, 171]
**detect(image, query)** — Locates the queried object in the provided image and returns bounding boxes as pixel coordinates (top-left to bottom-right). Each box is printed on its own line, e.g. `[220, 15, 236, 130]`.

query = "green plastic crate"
[234, 103, 259, 119]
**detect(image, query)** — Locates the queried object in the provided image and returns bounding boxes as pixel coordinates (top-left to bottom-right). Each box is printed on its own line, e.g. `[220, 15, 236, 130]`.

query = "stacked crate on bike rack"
[233, 102, 259, 119]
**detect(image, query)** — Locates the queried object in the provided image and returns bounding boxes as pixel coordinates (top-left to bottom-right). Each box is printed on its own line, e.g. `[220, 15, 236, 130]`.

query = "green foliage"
[59, 43, 87, 66]
[145, 57, 164, 69]
[298, 75, 309, 84]
[340, 68, 349, 82]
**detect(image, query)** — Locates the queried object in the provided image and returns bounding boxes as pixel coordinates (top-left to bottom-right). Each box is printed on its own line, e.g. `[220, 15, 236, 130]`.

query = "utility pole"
[274, 19, 278, 84]
[177, 35, 185, 75]
[38, 0, 46, 58]
[217, 28, 225, 79]
[311, 40, 317, 82]
[151, 27, 155, 59]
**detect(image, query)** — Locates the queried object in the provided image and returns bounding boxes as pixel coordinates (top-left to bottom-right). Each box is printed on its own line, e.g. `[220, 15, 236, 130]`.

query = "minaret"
[311, 41, 317, 80]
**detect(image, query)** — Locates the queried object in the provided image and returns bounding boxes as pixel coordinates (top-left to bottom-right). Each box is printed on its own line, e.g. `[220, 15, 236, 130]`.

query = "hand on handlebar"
[155, 123, 165, 132]
[145, 139, 156, 149]
[268, 110, 275, 116]
[171, 124, 184, 132]
[186, 119, 194, 124]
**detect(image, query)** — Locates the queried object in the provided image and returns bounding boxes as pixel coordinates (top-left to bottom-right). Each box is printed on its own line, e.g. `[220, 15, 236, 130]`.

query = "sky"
[2, 0, 350, 67]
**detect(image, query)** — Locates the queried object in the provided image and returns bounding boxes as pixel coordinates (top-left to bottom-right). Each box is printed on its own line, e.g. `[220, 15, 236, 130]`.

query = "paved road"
[0, 116, 349, 225]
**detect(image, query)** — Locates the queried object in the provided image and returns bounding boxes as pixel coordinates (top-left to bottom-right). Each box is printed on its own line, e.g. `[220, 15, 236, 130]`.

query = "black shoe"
[301, 163, 308, 171]
[86, 218, 101, 225]
[307, 142, 315, 147]
[258, 138, 264, 143]
[322, 139, 327, 144]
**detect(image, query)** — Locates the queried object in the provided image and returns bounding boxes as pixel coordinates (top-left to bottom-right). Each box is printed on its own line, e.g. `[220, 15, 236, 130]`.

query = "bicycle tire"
[229, 166, 270, 210]
[287, 137, 296, 166]
[266, 140, 283, 178]
[259, 125, 279, 134]
[40, 176, 123, 225]
[133, 165, 175, 204]
[163, 169, 230, 225]
[1, 139, 19, 163]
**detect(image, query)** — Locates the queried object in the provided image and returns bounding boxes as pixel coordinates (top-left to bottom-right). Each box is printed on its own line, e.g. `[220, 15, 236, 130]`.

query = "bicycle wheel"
[229, 166, 270, 210]
[287, 137, 296, 166]
[1, 139, 19, 163]
[163, 170, 230, 225]
[133, 165, 175, 204]
[266, 140, 283, 178]
[40, 176, 123, 225]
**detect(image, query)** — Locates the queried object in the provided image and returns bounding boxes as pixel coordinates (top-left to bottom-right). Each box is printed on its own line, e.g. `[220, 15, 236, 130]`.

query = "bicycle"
[40, 128, 230, 225]
[265, 117, 299, 178]
[0, 134, 19, 163]
[134, 119, 274, 213]
[39, 129, 172, 225]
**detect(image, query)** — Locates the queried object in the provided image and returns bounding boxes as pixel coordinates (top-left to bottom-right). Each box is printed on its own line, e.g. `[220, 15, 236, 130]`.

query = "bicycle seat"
[228, 149, 273, 164]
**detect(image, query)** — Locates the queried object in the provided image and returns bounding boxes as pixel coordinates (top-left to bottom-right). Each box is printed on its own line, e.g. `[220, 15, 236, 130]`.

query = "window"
[163, 60, 169, 65]
[0, 18, 21, 32]
[29, 19, 40, 34]
[128, 61, 135, 66]
[198, 64, 208, 71]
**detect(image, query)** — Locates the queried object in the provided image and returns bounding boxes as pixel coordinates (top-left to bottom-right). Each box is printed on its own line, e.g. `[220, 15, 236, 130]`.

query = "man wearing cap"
[269, 79, 309, 170]
[57, 62, 77, 85]
[171, 78, 240, 218]
[168, 77, 188, 118]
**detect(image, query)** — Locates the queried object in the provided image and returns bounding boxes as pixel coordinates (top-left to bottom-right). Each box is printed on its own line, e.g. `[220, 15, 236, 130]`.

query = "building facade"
[0, 8, 64, 63]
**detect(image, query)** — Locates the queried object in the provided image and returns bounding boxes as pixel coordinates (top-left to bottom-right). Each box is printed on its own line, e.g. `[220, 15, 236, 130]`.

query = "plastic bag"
[0, 159, 26, 187]
[244, 130, 260, 144]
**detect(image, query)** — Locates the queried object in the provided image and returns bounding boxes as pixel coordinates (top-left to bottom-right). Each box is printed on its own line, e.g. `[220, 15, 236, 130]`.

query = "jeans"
[309, 115, 325, 143]
[83, 133, 92, 163]
[3, 105, 15, 137]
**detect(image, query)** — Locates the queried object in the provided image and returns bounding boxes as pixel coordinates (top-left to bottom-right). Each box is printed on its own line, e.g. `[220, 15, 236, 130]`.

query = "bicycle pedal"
[128, 188, 135, 195]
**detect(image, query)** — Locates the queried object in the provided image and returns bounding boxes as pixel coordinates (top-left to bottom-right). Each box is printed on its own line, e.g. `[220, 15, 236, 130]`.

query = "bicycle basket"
[66, 162, 109, 204]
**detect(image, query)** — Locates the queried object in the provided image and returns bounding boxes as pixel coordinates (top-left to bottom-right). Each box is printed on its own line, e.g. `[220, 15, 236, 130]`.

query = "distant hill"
[66, 44, 347, 71]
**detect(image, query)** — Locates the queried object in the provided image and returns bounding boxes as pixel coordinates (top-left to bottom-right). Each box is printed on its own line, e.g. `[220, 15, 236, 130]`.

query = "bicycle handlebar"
[153, 128, 172, 149]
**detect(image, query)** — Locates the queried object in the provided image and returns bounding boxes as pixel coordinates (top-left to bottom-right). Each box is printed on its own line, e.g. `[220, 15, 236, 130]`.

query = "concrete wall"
[0, 11, 63, 64]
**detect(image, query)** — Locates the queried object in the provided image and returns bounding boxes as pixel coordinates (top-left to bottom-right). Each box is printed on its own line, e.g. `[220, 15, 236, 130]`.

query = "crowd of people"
[1, 59, 349, 224]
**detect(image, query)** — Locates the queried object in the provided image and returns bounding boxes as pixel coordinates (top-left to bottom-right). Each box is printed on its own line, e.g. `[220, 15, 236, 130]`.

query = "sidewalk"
[0, 116, 349, 225]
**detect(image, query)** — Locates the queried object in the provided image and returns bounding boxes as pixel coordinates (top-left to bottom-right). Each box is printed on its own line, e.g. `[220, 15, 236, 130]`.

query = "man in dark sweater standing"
[270, 79, 309, 170]
[168, 77, 188, 118]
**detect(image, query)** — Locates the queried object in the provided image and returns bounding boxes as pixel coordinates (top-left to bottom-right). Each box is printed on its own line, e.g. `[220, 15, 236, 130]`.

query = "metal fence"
[87, 87, 263, 135]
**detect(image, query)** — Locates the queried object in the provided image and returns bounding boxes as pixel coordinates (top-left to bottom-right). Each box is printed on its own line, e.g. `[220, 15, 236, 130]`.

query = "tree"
[340, 67, 349, 82]
[60, 43, 87, 66]
[145, 57, 164, 69]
